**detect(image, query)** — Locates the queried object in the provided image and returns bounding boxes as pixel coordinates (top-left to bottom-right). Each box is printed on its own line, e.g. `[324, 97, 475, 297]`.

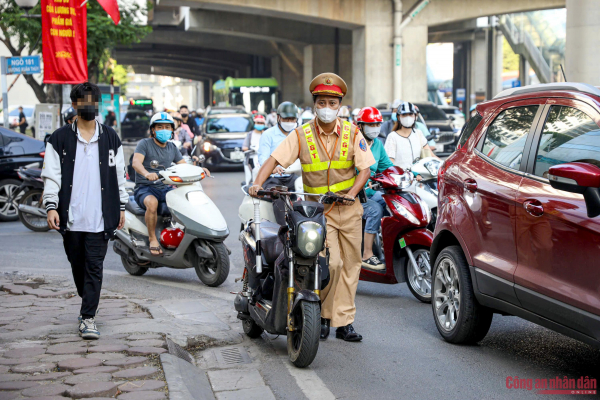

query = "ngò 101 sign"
[5, 56, 41, 75]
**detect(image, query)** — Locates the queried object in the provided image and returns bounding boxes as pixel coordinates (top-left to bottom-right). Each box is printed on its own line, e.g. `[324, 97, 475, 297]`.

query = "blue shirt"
[258, 125, 289, 165]
[365, 138, 393, 197]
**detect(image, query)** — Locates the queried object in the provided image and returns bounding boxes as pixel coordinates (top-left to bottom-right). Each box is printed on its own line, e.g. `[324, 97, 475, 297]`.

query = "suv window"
[458, 113, 482, 147]
[481, 105, 539, 170]
[533, 105, 600, 178]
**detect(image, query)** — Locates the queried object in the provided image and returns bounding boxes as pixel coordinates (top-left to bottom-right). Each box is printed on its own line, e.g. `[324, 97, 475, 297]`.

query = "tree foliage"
[0, 0, 151, 103]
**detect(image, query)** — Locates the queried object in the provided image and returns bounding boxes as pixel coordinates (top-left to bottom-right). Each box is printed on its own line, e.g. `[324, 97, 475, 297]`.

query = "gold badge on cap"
[325, 77, 333, 85]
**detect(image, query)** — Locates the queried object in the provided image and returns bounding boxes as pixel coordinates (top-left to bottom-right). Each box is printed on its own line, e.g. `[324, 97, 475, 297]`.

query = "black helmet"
[397, 101, 417, 115]
[277, 102, 299, 119]
[63, 107, 77, 124]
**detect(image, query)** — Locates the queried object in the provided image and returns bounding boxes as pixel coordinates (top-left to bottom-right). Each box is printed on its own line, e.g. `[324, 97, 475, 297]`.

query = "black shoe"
[320, 318, 330, 340]
[335, 324, 362, 342]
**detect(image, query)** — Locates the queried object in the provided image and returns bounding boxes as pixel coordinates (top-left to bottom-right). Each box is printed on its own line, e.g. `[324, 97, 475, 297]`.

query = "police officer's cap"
[309, 73, 347, 98]
[277, 102, 299, 118]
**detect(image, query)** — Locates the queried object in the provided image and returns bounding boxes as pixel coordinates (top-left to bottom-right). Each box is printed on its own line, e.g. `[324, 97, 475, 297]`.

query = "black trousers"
[63, 231, 108, 319]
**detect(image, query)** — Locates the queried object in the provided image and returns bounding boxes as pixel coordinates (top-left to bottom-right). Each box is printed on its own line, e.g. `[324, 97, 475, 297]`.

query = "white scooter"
[238, 159, 303, 228]
[113, 160, 231, 287]
[409, 156, 442, 231]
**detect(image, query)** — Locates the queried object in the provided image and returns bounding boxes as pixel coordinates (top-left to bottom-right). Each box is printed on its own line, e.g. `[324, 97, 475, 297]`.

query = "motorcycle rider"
[250, 72, 375, 342]
[131, 112, 210, 256]
[355, 107, 393, 270]
[242, 114, 266, 185]
[338, 106, 350, 122]
[171, 112, 193, 155]
[63, 107, 77, 125]
[384, 101, 436, 179]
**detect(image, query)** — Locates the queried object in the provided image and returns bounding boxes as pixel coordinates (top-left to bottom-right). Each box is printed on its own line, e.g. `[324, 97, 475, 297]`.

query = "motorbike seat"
[250, 220, 283, 265]
[125, 196, 170, 216]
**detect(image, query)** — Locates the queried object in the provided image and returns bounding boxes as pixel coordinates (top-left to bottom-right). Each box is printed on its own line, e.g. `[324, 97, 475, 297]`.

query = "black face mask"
[78, 105, 97, 121]
[180, 113, 188, 119]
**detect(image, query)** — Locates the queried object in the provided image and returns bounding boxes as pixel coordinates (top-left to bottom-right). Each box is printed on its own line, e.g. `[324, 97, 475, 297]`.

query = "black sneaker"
[362, 256, 385, 270]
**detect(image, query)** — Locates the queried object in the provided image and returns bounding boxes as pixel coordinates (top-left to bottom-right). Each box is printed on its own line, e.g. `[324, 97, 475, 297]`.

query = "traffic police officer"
[250, 73, 375, 342]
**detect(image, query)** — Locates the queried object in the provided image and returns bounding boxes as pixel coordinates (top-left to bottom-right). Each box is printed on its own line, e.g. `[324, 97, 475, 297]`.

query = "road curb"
[160, 353, 215, 400]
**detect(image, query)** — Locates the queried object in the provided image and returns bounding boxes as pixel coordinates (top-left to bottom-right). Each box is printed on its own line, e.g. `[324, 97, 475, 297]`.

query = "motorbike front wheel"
[194, 242, 230, 287]
[287, 301, 320, 368]
[18, 189, 49, 232]
[405, 247, 432, 303]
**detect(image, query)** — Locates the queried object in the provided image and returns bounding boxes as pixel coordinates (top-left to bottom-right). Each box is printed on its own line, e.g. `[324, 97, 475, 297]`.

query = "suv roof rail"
[493, 82, 600, 99]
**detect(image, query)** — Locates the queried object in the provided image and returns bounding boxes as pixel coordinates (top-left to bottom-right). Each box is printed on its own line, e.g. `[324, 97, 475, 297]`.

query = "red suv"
[431, 83, 600, 348]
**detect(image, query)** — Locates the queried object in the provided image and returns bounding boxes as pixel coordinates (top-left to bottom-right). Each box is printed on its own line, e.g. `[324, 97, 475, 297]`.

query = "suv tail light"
[39, 152, 45, 158]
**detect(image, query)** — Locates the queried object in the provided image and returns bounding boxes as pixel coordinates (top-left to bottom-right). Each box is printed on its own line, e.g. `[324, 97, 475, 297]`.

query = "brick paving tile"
[12, 281, 41, 289]
[73, 366, 119, 374]
[88, 340, 128, 347]
[126, 334, 162, 341]
[103, 357, 147, 369]
[112, 366, 159, 380]
[58, 358, 101, 371]
[117, 390, 165, 400]
[11, 362, 56, 373]
[0, 391, 18, 400]
[45, 345, 87, 355]
[38, 354, 82, 363]
[0, 358, 39, 366]
[66, 381, 118, 398]
[21, 383, 69, 397]
[126, 340, 165, 348]
[101, 334, 129, 340]
[87, 345, 128, 353]
[25, 372, 72, 381]
[126, 348, 166, 356]
[0, 380, 41, 390]
[0, 368, 7, 374]
[85, 353, 126, 361]
[64, 373, 112, 385]
[2, 302, 34, 308]
[0, 374, 26, 382]
[118, 380, 165, 392]
[2, 348, 46, 359]
[49, 337, 81, 345]
[23, 397, 69, 400]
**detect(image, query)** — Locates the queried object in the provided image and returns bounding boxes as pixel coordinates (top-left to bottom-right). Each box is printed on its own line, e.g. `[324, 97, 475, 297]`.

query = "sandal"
[149, 246, 163, 256]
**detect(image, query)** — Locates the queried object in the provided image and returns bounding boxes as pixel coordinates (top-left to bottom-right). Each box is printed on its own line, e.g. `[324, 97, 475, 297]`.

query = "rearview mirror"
[548, 162, 600, 218]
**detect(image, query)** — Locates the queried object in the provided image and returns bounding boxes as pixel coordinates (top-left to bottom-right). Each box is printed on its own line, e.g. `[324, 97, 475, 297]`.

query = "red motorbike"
[360, 166, 433, 303]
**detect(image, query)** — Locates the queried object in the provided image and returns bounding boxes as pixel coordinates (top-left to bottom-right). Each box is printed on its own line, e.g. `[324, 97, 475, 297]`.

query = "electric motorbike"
[235, 187, 348, 368]
[113, 161, 230, 287]
[11, 167, 49, 232]
[409, 156, 442, 231]
[361, 166, 433, 303]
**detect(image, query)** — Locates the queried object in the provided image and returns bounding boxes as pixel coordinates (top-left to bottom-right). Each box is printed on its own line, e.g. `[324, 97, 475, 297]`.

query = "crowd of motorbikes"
[10, 135, 442, 369]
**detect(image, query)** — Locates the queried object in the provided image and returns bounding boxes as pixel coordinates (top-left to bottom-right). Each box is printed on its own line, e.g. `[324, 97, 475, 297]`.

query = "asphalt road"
[1, 170, 598, 399]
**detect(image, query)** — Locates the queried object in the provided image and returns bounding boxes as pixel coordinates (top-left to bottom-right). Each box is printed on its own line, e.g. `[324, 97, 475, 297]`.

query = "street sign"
[512, 80, 521, 88]
[5, 56, 41, 75]
[456, 88, 466, 101]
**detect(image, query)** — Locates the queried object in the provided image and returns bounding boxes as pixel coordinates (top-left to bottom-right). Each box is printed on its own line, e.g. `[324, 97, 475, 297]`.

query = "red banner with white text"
[42, 0, 87, 84]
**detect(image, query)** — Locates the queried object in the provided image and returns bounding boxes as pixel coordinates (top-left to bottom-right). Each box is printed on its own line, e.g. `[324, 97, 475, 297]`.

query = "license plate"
[230, 151, 244, 161]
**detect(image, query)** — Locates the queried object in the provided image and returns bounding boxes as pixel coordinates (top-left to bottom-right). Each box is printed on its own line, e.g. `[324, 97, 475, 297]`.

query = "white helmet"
[391, 98, 402, 109]
[352, 108, 360, 116]
[338, 106, 350, 118]
[196, 107, 205, 115]
[150, 112, 175, 129]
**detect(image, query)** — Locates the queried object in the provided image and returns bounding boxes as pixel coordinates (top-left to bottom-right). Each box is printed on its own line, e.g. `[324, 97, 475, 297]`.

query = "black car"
[201, 113, 253, 169]
[414, 102, 460, 157]
[0, 127, 45, 221]
[121, 110, 150, 141]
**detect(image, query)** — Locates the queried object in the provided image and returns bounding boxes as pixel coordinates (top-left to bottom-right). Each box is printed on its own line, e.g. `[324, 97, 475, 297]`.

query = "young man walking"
[42, 82, 128, 339]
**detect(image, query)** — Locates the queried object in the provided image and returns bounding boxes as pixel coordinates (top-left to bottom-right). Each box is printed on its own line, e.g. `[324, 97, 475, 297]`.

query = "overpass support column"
[566, 0, 600, 85]
[519, 56, 530, 87]
[304, 45, 314, 106]
[352, 0, 393, 107]
[401, 25, 428, 102]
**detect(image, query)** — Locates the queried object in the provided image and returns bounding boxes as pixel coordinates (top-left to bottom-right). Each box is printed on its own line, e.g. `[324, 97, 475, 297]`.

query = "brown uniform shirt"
[271, 118, 375, 171]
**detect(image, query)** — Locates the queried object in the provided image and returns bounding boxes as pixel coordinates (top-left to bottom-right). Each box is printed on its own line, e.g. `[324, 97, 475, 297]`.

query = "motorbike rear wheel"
[194, 242, 230, 287]
[242, 319, 264, 338]
[405, 247, 432, 303]
[18, 189, 49, 232]
[287, 301, 320, 368]
[121, 256, 149, 276]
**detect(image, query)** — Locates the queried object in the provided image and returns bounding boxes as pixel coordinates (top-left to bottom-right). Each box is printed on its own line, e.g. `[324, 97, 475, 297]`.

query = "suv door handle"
[524, 199, 544, 217]
[464, 179, 477, 193]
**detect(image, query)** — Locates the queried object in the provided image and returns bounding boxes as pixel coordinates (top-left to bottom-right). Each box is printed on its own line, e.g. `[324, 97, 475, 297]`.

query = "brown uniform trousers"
[320, 200, 363, 327]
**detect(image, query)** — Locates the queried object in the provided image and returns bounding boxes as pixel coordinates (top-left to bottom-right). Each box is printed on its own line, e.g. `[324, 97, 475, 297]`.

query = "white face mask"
[400, 115, 415, 128]
[363, 125, 380, 140]
[280, 121, 297, 132]
[315, 106, 339, 124]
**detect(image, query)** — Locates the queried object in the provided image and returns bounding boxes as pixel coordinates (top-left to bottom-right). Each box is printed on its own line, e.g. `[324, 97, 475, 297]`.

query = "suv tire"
[432, 245, 493, 344]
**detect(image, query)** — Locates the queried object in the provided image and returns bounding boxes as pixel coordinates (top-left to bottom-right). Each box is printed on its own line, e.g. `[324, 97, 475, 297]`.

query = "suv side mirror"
[548, 162, 600, 218]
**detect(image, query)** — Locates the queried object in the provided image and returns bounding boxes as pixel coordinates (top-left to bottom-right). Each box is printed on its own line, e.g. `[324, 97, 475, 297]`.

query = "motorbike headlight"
[297, 221, 324, 258]
[390, 199, 420, 225]
[203, 142, 217, 152]
[390, 172, 413, 189]
[424, 160, 441, 176]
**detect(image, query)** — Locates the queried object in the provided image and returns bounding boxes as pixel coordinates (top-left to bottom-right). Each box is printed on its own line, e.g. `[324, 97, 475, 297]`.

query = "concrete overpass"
[115, 0, 598, 109]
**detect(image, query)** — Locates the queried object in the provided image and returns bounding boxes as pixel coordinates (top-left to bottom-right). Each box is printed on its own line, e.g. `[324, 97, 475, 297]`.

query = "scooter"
[242, 149, 260, 187]
[113, 160, 231, 287]
[11, 167, 49, 232]
[409, 156, 442, 231]
[360, 166, 433, 303]
[235, 187, 347, 368]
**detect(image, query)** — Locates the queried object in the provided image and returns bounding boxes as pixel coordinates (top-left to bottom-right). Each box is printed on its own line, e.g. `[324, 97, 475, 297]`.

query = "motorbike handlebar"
[253, 188, 354, 204]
